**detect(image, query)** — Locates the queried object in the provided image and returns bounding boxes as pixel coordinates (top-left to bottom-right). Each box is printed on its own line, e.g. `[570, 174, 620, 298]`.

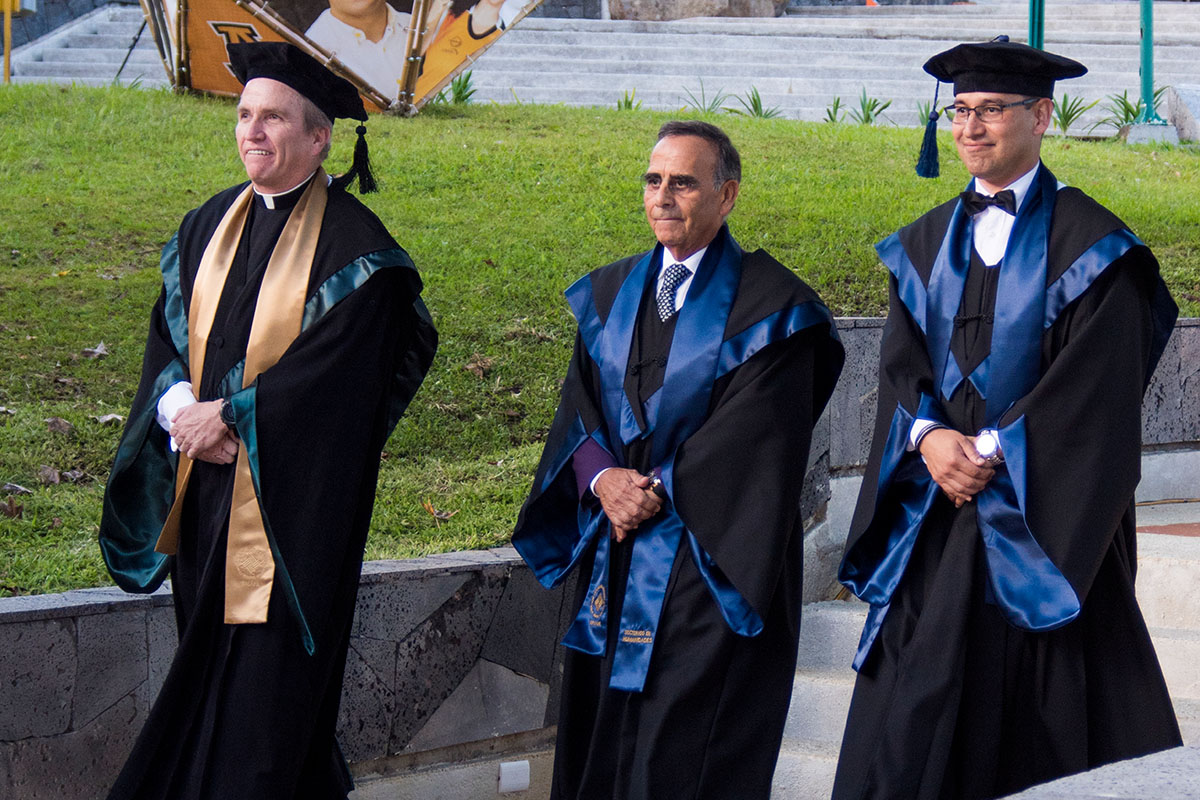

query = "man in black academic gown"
[512, 120, 844, 799]
[98, 43, 436, 799]
[833, 39, 1182, 800]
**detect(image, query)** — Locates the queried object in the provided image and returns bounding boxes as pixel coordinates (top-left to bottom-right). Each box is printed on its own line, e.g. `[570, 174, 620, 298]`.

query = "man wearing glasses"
[833, 39, 1182, 799]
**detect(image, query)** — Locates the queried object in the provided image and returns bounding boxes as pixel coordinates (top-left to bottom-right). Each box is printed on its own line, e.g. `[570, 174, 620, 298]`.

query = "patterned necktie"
[960, 189, 1017, 216]
[656, 263, 690, 322]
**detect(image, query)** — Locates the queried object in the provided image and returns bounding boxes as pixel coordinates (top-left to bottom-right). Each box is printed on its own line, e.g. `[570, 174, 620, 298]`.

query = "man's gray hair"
[656, 120, 741, 187]
[299, 96, 333, 162]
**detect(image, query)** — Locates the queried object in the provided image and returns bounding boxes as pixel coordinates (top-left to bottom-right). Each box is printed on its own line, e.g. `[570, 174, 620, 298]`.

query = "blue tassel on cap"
[916, 82, 941, 179]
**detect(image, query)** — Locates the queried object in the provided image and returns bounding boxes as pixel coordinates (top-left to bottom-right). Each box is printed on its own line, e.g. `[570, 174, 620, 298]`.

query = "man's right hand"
[593, 468, 664, 543]
[918, 428, 994, 507]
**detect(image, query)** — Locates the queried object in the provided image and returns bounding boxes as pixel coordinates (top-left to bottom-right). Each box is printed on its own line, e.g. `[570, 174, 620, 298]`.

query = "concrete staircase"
[776, 524, 1200, 799]
[9, 3, 169, 89]
[12, 1, 1200, 130]
[467, 2, 1200, 128]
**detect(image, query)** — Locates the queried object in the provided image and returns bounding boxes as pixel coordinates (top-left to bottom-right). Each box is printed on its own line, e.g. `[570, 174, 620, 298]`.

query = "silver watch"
[975, 428, 1004, 466]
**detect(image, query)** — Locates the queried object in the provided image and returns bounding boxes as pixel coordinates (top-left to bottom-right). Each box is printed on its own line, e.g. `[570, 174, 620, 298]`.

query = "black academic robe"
[833, 179, 1181, 800]
[514, 230, 844, 800]
[99, 179, 436, 800]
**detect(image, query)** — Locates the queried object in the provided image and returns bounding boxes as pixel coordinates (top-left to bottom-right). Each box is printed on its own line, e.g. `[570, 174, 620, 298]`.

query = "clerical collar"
[255, 171, 319, 210]
[973, 163, 1040, 215]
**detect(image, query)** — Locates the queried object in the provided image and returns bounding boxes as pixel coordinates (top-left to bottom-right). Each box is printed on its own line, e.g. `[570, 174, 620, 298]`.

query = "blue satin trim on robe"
[229, 387, 316, 656]
[978, 416, 1080, 629]
[1044, 229, 1139, 328]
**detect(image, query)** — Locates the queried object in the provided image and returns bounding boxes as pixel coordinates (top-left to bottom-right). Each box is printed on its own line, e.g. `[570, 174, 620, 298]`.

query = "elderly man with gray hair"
[514, 120, 844, 798]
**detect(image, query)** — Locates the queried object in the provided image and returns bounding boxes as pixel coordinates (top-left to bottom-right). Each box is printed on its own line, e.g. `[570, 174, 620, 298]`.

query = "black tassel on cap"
[916, 81, 940, 179]
[333, 124, 377, 194]
[351, 124, 377, 194]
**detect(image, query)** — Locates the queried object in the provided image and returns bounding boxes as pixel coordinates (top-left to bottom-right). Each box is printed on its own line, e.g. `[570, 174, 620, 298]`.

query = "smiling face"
[235, 78, 330, 195]
[642, 135, 738, 261]
[951, 91, 1053, 192]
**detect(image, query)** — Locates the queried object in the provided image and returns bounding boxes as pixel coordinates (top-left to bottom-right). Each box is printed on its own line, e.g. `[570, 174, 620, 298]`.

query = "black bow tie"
[960, 189, 1017, 216]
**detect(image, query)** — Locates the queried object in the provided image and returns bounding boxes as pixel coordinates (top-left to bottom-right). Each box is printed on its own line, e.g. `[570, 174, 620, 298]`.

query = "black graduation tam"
[227, 42, 377, 192]
[923, 39, 1087, 99]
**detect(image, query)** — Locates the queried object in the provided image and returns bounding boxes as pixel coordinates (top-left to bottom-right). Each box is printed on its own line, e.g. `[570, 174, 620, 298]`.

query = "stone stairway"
[467, 2, 1200, 128]
[777, 519, 1200, 799]
[12, 1, 1200, 130]
[9, 3, 169, 89]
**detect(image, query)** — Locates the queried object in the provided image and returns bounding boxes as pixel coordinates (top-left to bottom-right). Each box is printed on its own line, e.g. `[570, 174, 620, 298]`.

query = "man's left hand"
[171, 401, 237, 463]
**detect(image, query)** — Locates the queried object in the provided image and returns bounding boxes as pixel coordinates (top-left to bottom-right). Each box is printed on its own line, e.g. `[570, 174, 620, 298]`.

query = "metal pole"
[3, 0, 12, 85]
[1028, 0, 1044, 50]
[1136, 0, 1166, 124]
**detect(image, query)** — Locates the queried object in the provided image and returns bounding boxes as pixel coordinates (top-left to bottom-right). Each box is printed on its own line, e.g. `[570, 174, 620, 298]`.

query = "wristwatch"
[975, 428, 1004, 466]
[219, 398, 237, 430]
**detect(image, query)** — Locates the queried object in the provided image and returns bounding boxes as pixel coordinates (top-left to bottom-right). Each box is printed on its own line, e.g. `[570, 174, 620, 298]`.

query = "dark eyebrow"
[641, 172, 660, 182]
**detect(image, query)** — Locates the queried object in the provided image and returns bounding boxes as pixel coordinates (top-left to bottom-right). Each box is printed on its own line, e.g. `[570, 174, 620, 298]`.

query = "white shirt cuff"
[156, 381, 196, 451]
[589, 467, 613, 496]
[908, 418, 941, 452]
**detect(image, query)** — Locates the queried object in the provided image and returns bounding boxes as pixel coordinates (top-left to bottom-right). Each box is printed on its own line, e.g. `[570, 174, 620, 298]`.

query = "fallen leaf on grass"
[38, 465, 60, 486]
[464, 354, 494, 379]
[45, 417, 75, 435]
[421, 499, 458, 527]
[90, 414, 124, 426]
[1, 497, 22, 519]
[3, 483, 32, 496]
[51, 517, 63, 529]
[82, 342, 109, 359]
[61, 469, 87, 483]
[0, 407, 14, 415]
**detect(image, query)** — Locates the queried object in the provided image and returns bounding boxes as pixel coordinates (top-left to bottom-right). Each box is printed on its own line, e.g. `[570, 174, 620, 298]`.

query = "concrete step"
[1137, 532, 1200, 631]
[772, 739, 840, 800]
[349, 746, 555, 799]
[1152, 626, 1200, 701]
[29, 47, 160, 66]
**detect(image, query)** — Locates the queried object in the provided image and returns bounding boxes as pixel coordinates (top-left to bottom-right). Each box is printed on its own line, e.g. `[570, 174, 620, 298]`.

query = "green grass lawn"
[1, 84, 1198, 595]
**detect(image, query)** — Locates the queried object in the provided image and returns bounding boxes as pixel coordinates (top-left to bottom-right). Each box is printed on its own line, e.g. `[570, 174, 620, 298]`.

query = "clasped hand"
[918, 429, 995, 508]
[170, 401, 238, 464]
[593, 468, 664, 543]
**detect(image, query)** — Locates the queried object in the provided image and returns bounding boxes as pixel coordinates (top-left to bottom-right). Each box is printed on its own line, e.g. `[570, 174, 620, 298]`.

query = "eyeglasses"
[942, 98, 1038, 124]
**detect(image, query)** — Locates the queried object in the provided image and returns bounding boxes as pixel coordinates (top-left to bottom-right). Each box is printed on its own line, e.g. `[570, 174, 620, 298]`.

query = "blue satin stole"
[841, 167, 1146, 668]
[517, 229, 828, 692]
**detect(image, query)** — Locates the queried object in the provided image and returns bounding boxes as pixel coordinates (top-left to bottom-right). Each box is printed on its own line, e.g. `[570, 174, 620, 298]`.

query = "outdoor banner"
[136, 0, 540, 112]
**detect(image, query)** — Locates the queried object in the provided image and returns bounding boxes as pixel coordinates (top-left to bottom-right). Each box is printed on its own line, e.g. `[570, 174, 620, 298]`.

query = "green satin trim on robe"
[98, 358, 186, 593]
[98, 235, 192, 592]
[160, 233, 190, 360]
[228, 386, 317, 656]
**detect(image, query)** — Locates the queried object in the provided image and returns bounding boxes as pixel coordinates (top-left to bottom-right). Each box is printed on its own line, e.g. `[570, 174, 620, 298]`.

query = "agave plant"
[681, 80, 730, 115]
[847, 88, 892, 126]
[727, 87, 782, 119]
[824, 97, 846, 124]
[616, 89, 642, 111]
[1051, 92, 1099, 134]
